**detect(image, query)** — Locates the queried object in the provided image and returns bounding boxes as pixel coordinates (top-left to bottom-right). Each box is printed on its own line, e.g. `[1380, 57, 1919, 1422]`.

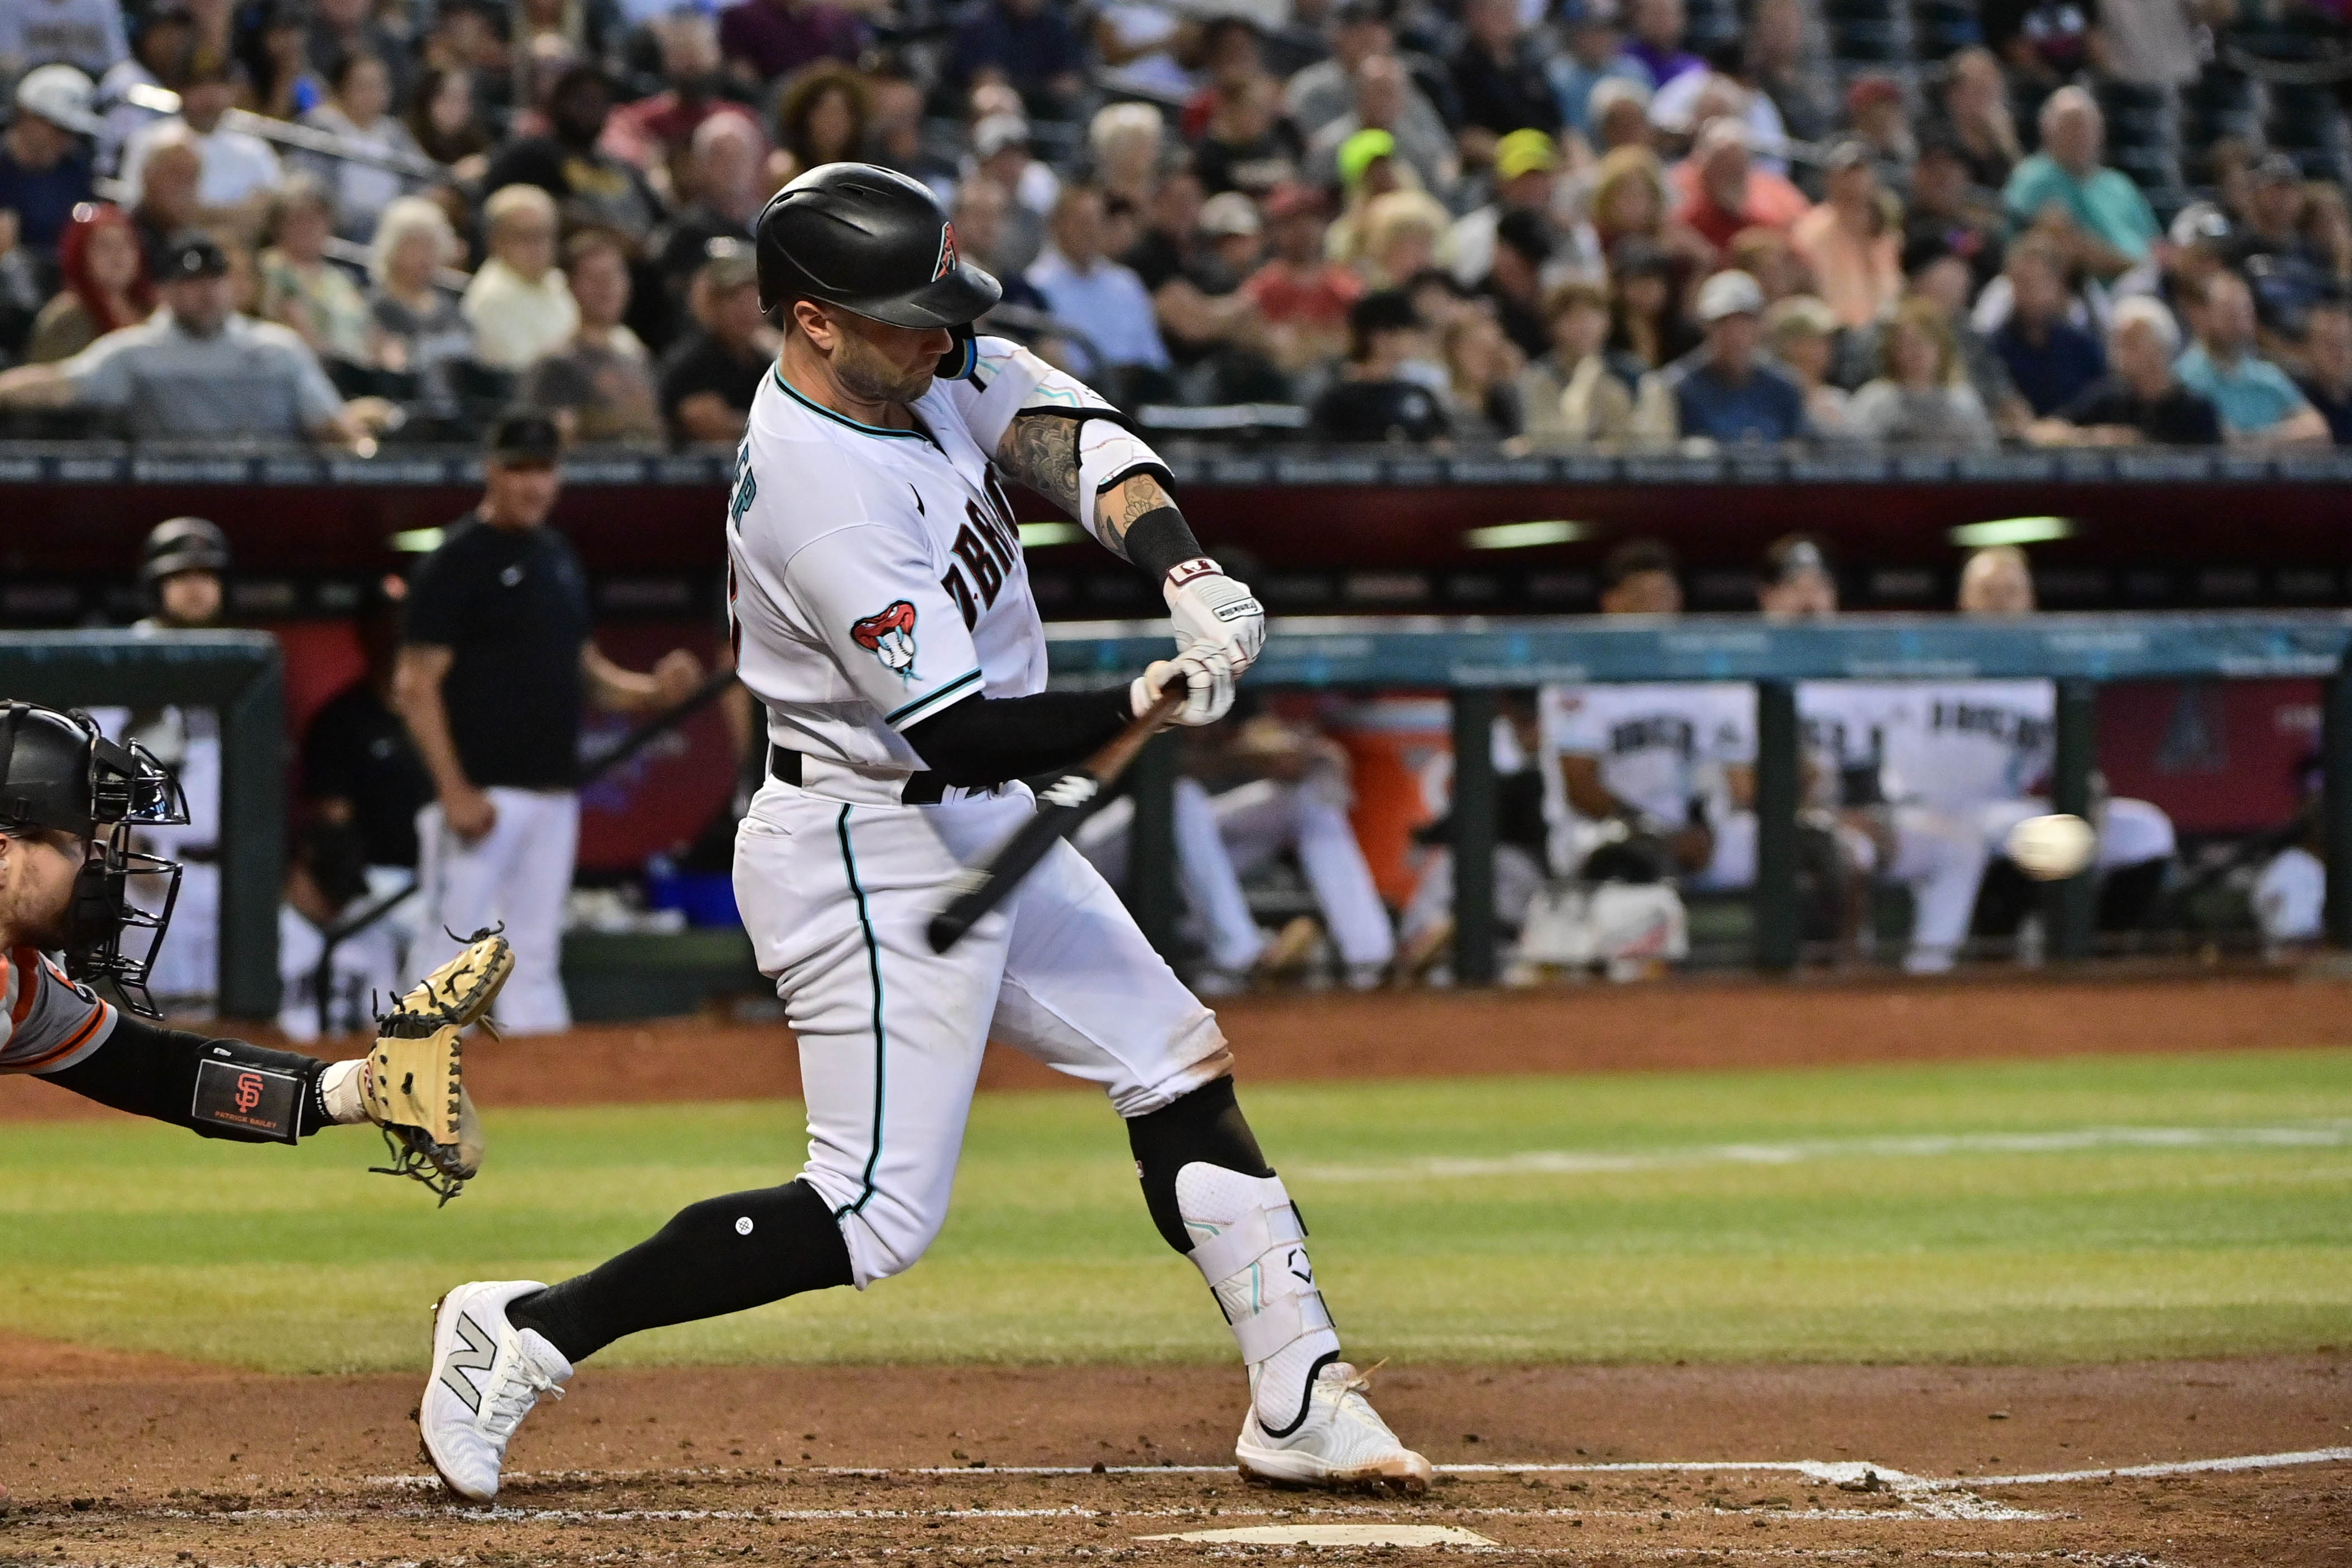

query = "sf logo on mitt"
[851, 600, 918, 675]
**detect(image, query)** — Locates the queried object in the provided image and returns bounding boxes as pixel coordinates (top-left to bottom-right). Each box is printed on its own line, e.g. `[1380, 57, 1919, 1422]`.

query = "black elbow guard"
[43, 1015, 330, 1143]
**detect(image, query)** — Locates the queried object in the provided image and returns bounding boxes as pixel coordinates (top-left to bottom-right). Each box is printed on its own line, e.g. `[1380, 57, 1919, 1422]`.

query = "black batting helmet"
[755, 162, 1000, 375]
[140, 516, 231, 585]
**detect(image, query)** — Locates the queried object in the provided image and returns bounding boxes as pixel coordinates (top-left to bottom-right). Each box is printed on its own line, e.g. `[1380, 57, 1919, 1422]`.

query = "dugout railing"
[1046, 612, 2352, 983]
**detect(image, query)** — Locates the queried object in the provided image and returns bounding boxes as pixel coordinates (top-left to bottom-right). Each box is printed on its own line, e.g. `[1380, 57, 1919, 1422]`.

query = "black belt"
[769, 745, 950, 805]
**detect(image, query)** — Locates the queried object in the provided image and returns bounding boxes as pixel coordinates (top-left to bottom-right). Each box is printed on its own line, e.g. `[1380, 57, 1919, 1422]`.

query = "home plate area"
[10, 1452, 2348, 1566]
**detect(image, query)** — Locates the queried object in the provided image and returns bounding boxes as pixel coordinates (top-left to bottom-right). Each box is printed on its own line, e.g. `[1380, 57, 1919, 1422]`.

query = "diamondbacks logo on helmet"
[851, 600, 918, 674]
[932, 222, 959, 282]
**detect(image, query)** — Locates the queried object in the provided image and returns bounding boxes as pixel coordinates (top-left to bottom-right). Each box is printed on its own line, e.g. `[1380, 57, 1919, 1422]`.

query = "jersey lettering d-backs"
[1539, 683, 1756, 825]
[726, 337, 1071, 770]
[0, 947, 117, 1075]
[1875, 680, 2054, 809]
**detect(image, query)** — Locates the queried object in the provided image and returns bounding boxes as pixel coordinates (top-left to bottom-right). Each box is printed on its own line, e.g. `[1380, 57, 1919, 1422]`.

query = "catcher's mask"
[0, 702, 188, 1016]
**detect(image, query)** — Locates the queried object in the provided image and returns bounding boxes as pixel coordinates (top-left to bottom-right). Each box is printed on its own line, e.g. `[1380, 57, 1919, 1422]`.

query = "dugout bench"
[1046, 612, 2352, 983]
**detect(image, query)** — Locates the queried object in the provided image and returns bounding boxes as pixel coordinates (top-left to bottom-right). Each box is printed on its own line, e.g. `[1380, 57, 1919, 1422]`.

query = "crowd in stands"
[0, 0, 2348, 448]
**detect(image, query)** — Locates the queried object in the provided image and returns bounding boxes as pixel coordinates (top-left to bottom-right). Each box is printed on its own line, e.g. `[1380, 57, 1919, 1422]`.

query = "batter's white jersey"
[726, 340, 1065, 767]
[1540, 683, 1756, 825]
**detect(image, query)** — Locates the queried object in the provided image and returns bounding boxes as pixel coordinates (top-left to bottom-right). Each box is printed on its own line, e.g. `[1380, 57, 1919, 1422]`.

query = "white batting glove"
[1165, 558, 1266, 679]
[1132, 651, 1235, 727]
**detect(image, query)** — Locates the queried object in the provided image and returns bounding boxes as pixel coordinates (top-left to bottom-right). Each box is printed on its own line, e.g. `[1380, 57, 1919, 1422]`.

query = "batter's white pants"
[412, 788, 579, 1035]
[735, 775, 1232, 1288]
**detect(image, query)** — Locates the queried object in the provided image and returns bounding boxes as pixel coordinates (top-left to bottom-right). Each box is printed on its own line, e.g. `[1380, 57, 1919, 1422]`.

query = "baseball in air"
[2006, 813, 2097, 880]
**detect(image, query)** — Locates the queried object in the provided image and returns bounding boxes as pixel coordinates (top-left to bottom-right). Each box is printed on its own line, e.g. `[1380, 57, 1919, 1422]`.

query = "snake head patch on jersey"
[851, 600, 919, 675]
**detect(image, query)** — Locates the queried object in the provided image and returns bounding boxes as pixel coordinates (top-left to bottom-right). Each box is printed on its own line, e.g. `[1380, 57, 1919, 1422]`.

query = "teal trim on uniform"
[835, 803, 887, 1219]
[773, 368, 926, 440]
[885, 667, 981, 727]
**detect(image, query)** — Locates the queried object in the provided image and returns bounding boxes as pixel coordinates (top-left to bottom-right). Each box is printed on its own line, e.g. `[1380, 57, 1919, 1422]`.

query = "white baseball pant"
[734, 773, 1232, 1287]
[412, 787, 579, 1035]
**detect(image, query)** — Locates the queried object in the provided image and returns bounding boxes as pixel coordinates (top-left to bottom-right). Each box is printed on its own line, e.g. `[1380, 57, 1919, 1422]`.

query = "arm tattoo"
[997, 413, 1082, 520]
[1113, 474, 1175, 541]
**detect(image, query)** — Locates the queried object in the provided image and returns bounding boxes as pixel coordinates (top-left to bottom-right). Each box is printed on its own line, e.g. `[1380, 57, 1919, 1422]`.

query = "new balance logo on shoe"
[439, 1312, 497, 1412]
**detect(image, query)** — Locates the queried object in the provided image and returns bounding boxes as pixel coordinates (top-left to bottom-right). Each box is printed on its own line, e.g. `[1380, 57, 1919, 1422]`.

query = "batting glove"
[1133, 650, 1235, 727]
[1165, 558, 1266, 679]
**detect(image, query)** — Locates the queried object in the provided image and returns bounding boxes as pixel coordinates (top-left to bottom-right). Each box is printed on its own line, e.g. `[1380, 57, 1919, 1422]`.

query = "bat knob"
[926, 913, 966, 954]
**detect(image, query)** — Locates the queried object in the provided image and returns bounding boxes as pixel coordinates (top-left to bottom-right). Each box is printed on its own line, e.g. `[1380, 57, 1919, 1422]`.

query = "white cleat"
[1235, 1361, 1434, 1495]
[419, 1279, 572, 1502]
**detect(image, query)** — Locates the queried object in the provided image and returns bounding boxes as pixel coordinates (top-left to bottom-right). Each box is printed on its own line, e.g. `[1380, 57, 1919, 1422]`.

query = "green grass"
[6, 1048, 2351, 1373]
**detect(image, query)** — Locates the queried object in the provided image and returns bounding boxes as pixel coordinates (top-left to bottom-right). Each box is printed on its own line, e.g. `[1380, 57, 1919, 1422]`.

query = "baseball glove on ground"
[367, 928, 513, 1205]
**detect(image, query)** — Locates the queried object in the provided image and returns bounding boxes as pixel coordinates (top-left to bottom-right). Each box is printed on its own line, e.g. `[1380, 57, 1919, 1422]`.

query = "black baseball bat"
[927, 687, 1185, 953]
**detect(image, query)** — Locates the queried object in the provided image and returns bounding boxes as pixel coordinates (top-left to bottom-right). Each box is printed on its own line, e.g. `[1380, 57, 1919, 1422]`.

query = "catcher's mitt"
[367, 928, 513, 1205]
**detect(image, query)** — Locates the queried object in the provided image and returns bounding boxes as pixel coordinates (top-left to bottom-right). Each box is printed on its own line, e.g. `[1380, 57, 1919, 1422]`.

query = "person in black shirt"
[481, 64, 665, 244]
[304, 576, 435, 872]
[392, 411, 705, 1033]
[1449, 0, 1558, 141]
[2297, 299, 2352, 445]
[1312, 288, 1451, 442]
[2037, 296, 2221, 447]
[658, 243, 773, 445]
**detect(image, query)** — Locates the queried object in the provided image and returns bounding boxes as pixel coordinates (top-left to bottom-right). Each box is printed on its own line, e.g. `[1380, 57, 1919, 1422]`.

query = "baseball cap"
[13, 64, 102, 136]
[1337, 127, 1397, 191]
[1695, 268, 1765, 323]
[160, 233, 229, 280]
[1494, 128, 1558, 182]
[972, 113, 1031, 160]
[699, 235, 758, 291]
[2168, 200, 2232, 250]
[1198, 191, 1262, 238]
[487, 409, 563, 464]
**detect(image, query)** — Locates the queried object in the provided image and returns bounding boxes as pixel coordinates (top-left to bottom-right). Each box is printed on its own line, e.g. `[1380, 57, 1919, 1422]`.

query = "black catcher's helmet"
[755, 162, 1001, 378]
[140, 516, 232, 586]
[0, 703, 188, 1016]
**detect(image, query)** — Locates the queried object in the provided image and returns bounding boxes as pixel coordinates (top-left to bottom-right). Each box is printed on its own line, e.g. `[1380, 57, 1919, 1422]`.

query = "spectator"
[1356, 187, 1449, 288]
[2002, 87, 2158, 280]
[1515, 278, 1639, 444]
[0, 0, 127, 80]
[1322, 127, 1405, 268]
[1606, 237, 1698, 370]
[658, 242, 771, 444]
[600, 12, 762, 198]
[1089, 102, 1166, 211]
[966, 112, 1058, 224]
[1726, 226, 1806, 304]
[0, 63, 98, 262]
[1987, 239, 2104, 417]
[245, 0, 323, 123]
[394, 409, 704, 1035]
[1618, 0, 1702, 91]
[1589, 146, 1710, 275]
[2173, 270, 2331, 447]
[2158, 201, 2233, 330]
[25, 200, 151, 363]
[1744, 0, 1833, 148]
[1905, 135, 2005, 293]
[299, 50, 423, 243]
[485, 63, 664, 244]
[307, 0, 410, 106]
[120, 59, 280, 231]
[1194, 74, 1302, 198]
[2227, 152, 2334, 335]
[1312, 287, 1450, 442]
[1179, 15, 1266, 143]
[2098, 0, 2222, 90]
[1789, 140, 1900, 329]
[1584, 76, 1654, 157]
[770, 62, 870, 189]
[1762, 294, 1848, 435]
[98, 3, 192, 171]
[407, 65, 495, 169]
[719, 0, 868, 93]
[1448, 128, 1567, 290]
[952, 0, 1085, 121]
[2296, 299, 2352, 445]
[2035, 295, 2221, 447]
[1291, 1, 1413, 140]
[1128, 181, 1282, 402]
[1090, 0, 1190, 101]
[0, 208, 36, 356]
[1838, 235, 2027, 431]
[1240, 183, 1362, 374]
[952, 176, 1048, 315]
[2303, 185, 2352, 299]
[1309, 52, 1459, 199]
[1027, 184, 1171, 386]
[1671, 118, 1808, 256]
[462, 183, 577, 373]
[1635, 268, 1805, 444]
[1482, 208, 1553, 360]
[0, 233, 364, 445]
[1651, 71, 1789, 178]
[1548, 1, 1646, 144]
[1450, 0, 1558, 143]
[1983, 0, 2088, 92]
[303, 577, 435, 883]
[256, 174, 371, 371]
[652, 113, 767, 330]
[1924, 47, 2020, 193]
[526, 229, 662, 446]
[1443, 309, 1523, 438]
[367, 195, 473, 419]
[1843, 75, 1913, 189]
[1846, 296, 1998, 449]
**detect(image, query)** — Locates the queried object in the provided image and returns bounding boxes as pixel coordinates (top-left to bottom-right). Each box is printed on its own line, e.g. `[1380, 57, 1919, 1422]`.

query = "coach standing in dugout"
[394, 411, 705, 1034]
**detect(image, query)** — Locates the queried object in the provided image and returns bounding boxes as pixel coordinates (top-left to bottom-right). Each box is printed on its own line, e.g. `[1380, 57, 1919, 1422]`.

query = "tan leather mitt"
[367, 929, 513, 1204]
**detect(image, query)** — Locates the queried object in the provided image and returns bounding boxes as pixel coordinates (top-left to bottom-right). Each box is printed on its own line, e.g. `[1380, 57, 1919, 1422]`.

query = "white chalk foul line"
[1956, 1445, 2352, 1488]
[1296, 1121, 2352, 1183]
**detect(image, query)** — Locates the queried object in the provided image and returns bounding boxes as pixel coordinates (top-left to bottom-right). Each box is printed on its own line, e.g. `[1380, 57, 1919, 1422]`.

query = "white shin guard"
[1176, 1163, 1341, 1436]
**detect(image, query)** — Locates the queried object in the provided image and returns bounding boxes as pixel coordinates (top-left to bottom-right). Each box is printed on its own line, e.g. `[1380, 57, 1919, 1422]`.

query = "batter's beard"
[834, 335, 935, 407]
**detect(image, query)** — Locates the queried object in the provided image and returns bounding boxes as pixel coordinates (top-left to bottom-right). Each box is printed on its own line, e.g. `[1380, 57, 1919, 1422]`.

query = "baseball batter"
[420, 165, 1430, 1503]
[0, 702, 491, 1192]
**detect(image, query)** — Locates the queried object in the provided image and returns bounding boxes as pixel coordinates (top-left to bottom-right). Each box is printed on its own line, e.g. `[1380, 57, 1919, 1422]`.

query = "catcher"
[0, 701, 509, 1202]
